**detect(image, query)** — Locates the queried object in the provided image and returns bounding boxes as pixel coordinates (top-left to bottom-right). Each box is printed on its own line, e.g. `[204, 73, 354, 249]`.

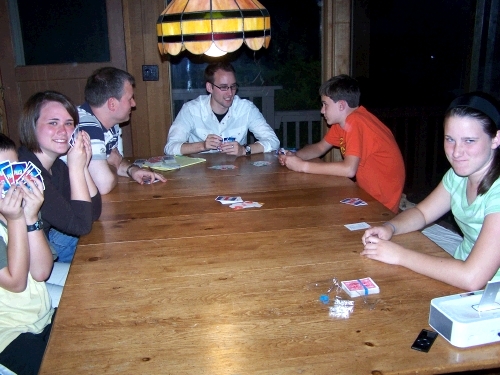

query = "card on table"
[215, 196, 243, 204]
[228, 201, 263, 210]
[209, 165, 238, 170]
[252, 161, 272, 167]
[344, 222, 371, 231]
[340, 198, 367, 206]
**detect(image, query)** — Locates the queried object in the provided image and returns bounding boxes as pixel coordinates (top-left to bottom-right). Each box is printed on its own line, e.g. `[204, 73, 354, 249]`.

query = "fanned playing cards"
[0, 160, 45, 197]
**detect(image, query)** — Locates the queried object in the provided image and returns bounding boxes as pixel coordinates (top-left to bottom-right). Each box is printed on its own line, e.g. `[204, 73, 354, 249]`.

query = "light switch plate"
[142, 65, 159, 81]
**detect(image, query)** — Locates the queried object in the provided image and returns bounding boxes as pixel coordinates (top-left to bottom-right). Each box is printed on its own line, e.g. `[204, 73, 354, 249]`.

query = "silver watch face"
[246, 146, 251, 153]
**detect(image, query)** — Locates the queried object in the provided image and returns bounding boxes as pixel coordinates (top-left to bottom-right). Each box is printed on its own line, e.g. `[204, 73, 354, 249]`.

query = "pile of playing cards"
[252, 161, 271, 167]
[340, 277, 380, 298]
[215, 196, 263, 210]
[209, 165, 238, 170]
[340, 198, 367, 206]
[0, 160, 45, 197]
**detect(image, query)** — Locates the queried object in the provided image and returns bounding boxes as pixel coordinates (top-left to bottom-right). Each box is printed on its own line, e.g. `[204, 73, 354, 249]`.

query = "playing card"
[21, 163, 45, 190]
[11, 162, 27, 183]
[344, 222, 371, 231]
[217, 137, 236, 151]
[1, 165, 15, 185]
[353, 198, 367, 206]
[229, 201, 263, 210]
[0, 161, 10, 176]
[68, 126, 80, 147]
[215, 196, 243, 204]
[0, 171, 11, 198]
[340, 198, 367, 206]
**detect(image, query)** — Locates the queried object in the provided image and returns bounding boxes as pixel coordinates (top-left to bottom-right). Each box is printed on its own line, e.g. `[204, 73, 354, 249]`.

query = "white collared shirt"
[164, 95, 280, 155]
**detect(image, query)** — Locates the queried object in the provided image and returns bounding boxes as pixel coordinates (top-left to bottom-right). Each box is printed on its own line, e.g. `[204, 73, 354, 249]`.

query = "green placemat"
[145, 156, 206, 171]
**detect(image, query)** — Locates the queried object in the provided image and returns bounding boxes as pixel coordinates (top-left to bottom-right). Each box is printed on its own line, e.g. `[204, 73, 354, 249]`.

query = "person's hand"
[278, 154, 286, 166]
[0, 183, 24, 221]
[19, 176, 44, 224]
[360, 237, 405, 266]
[279, 155, 306, 172]
[79, 130, 93, 166]
[204, 134, 222, 151]
[66, 131, 88, 171]
[219, 141, 242, 156]
[129, 166, 167, 185]
[361, 225, 394, 245]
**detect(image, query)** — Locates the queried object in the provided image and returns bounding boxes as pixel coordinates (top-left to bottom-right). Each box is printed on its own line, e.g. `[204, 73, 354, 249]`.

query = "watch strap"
[126, 164, 138, 178]
[27, 219, 43, 232]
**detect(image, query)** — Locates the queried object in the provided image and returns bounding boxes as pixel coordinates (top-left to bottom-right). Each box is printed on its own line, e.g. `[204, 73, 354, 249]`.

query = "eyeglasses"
[211, 83, 239, 92]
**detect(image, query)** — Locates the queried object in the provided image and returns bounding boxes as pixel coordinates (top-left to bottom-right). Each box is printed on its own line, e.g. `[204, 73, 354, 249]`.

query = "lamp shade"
[156, 0, 271, 57]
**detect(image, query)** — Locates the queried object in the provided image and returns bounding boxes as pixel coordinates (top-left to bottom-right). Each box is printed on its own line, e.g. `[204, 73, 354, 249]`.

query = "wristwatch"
[27, 219, 43, 232]
[126, 164, 138, 178]
[245, 145, 251, 156]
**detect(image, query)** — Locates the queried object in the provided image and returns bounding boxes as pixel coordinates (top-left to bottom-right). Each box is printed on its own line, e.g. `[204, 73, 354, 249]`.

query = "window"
[9, 0, 110, 66]
[169, 0, 323, 148]
[352, 0, 477, 107]
[169, 0, 322, 112]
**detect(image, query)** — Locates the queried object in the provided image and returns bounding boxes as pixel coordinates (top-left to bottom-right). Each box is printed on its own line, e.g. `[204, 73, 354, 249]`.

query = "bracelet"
[126, 164, 138, 178]
[383, 222, 396, 234]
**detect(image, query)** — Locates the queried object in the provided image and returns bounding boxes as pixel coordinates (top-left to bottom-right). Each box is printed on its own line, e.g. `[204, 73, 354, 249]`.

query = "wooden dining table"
[40, 152, 500, 374]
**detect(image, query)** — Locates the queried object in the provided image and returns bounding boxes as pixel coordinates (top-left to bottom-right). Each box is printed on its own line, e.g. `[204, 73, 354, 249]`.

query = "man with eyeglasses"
[164, 62, 280, 156]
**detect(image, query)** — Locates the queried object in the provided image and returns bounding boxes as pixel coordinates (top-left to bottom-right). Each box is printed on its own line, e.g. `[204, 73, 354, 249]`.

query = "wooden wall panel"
[322, 0, 351, 162]
[0, 0, 127, 149]
[121, 0, 173, 158]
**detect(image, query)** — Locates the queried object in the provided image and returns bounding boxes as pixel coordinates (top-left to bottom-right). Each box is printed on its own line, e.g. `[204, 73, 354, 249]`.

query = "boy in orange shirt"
[279, 74, 405, 213]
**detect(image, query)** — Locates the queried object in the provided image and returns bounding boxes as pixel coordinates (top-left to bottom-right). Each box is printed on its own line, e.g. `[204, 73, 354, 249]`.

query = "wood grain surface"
[40, 152, 500, 375]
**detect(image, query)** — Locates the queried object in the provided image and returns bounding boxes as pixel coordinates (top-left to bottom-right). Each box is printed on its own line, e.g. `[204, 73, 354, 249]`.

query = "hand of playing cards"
[68, 125, 80, 148]
[0, 160, 45, 198]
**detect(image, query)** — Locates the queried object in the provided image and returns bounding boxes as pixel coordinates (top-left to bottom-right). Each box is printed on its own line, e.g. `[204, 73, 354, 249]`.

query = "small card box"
[341, 277, 380, 298]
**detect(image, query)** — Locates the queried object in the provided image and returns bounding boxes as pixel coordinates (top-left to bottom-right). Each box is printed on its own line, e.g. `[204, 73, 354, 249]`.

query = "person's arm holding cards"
[18, 176, 53, 281]
[80, 131, 99, 199]
[180, 134, 222, 154]
[280, 138, 360, 177]
[113, 153, 167, 185]
[67, 130, 92, 203]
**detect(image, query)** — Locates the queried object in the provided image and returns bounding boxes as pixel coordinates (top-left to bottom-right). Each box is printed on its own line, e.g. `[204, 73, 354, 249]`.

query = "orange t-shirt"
[324, 106, 405, 213]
